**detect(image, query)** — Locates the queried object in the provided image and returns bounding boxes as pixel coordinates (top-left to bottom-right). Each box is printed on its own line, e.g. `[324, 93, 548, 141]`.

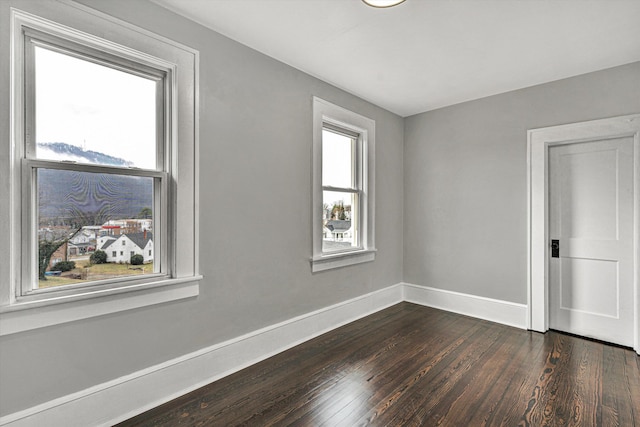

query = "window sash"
[322, 126, 358, 191]
[20, 162, 169, 298]
[322, 186, 359, 193]
[322, 190, 362, 253]
[23, 31, 167, 172]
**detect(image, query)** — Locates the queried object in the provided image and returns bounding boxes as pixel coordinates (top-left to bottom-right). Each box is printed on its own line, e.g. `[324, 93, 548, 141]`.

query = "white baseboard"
[0, 284, 403, 427]
[402, 283, 528, 329]
[1, 282, 529, 426]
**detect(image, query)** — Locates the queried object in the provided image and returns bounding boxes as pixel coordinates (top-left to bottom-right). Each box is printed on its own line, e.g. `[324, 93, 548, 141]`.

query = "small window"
[311, 97, 375, 272]
[322, 126, 360, 253]
[112, 251, 116, 257]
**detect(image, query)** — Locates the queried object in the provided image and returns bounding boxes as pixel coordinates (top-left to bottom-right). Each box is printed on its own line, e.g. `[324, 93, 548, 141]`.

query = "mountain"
[37, 142, 134, 167]
[37, 143, 152, 223]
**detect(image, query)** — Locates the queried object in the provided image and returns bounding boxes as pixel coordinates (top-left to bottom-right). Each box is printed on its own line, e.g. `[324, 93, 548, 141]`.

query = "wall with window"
[404, 61, 640, 304]
[0, 0, 404, 416]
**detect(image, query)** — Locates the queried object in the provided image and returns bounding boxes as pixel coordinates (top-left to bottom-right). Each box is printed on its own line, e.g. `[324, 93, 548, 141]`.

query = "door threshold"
[549, 329, 634, 351]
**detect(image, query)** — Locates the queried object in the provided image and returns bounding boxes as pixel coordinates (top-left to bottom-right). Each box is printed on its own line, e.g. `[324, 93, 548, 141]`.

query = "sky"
[322, 129, 355, 208]
[35, 46, 157, 170]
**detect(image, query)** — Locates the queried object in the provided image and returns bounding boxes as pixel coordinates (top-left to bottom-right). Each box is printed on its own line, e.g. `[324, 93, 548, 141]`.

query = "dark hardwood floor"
[118, 303, 640, 426]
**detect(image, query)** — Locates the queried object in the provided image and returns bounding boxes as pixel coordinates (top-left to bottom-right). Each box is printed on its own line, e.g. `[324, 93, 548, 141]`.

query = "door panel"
[560, 257, 618, 317]
[549, 136, 634, 347]
[561, 148, 618, 240]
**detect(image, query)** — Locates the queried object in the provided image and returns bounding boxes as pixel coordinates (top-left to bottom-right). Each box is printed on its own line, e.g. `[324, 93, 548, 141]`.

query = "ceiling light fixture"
[362, 0, 406, 8]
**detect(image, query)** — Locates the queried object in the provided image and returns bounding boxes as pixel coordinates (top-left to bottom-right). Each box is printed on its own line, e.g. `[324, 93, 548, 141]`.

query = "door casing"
[527, 114, 640, 354]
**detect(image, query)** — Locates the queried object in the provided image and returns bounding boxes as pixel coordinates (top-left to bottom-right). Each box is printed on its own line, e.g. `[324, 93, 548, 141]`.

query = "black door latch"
[551, 239, 559, 258]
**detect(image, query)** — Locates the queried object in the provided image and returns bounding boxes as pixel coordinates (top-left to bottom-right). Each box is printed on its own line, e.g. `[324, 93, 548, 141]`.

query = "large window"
[312, 97, 375, 272]
[26, 37, 164, 292]
[1, 6, 200, 336]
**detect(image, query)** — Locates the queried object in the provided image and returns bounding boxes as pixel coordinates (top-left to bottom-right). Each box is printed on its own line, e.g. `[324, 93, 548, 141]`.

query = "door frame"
[527, 114, 640, 354]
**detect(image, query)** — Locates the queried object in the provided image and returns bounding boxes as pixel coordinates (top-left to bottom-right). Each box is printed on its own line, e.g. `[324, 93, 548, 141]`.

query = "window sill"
[311, 249, 376, 272]
[0, 276, 201, 336]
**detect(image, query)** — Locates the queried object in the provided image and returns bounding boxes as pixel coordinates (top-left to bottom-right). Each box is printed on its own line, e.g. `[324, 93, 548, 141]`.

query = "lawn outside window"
[311, 97, 376, 272]
[0, 5, 200, 336]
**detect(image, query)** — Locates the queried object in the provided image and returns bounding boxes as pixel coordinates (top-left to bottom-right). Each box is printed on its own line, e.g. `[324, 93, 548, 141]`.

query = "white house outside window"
[311, 97, 375, 272]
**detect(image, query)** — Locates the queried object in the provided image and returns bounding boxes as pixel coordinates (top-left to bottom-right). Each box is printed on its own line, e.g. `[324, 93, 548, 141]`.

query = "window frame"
[321, 124, 362, 253]
[21, 22, 169, 300]
[0, 5, 201, 336]
[311, 97, 376, 272]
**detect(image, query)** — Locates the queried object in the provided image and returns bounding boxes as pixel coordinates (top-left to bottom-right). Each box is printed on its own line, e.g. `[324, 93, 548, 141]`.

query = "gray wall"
[0, 0, 404, 415]
[404, 61, 640, 304]
[2, 0, 639, 418]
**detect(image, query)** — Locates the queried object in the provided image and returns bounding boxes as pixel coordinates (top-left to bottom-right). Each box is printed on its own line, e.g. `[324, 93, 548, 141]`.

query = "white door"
[549, 136, 634, 347]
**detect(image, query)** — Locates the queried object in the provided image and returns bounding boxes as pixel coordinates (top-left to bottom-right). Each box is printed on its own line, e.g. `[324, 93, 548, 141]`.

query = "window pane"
[323, 190, 358, 252]
[322, 129, 354, 188]
[34, 46, 157, 169]
[37, 168, 155, 289]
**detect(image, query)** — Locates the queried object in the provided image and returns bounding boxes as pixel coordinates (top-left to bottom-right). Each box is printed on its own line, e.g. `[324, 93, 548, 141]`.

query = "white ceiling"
[152, 0, 640, 117]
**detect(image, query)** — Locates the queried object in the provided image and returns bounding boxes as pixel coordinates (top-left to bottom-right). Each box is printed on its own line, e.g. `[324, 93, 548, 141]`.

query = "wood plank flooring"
[117, 303, 640, 426]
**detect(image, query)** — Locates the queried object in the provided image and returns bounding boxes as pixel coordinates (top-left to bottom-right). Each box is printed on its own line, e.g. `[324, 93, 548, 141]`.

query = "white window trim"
[311, 97, 376, 272]
[0, 4, 201, 336]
